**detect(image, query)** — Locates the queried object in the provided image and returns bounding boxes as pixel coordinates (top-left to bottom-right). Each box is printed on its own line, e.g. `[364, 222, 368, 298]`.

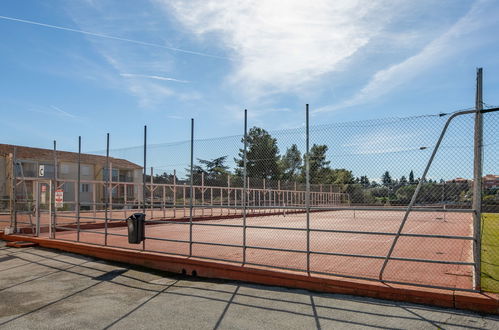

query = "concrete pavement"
[0, 240, 498, 329]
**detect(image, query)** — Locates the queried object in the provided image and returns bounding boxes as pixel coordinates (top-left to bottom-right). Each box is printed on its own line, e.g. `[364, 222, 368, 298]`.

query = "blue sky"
[0, 0, 498, 180]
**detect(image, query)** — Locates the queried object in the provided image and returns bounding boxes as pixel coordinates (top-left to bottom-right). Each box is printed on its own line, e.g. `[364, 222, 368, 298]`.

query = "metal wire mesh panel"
[483, 111, 499, 212]
[5, 106, 498, 292]
[481, 110, 499, 291]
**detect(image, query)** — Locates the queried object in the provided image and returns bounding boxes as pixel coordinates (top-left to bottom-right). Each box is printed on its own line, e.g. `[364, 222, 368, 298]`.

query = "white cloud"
[50, 105, 78, 118]
[64, 3, 202, 108]
[128, 80, 175, 108]
[314, 0, 496, 113]
[120, 73, 189, 83]
[27, 105, 81, 119]
[342, 130, 422, 155]
[0, 15, 227, 60]
[165, 0, 396, 98]
[161, 0, 498, 113]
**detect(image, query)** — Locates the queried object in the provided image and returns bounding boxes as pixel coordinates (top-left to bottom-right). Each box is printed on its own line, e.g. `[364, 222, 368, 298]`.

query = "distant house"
[0, 144, 142, 208]
[483, 174, 499, 190]
[446, 177, 470, 184]
[445, 175, 498, 190]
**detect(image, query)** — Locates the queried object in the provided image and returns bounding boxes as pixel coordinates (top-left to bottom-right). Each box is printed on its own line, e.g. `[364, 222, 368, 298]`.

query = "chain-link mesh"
[481, 110, 499, 292]
[4, 108, 498, 292]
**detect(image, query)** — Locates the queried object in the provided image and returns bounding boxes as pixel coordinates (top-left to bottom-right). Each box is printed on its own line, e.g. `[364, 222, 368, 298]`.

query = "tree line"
[148, 126, 496, 206]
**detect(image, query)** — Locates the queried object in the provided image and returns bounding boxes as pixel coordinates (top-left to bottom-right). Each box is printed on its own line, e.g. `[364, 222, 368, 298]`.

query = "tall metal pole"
[150, 166, 154, 218]
[305, 104, 311, 274]
[104, 133, 109, 245]
[52, 141, 57, 239]
[201, 172, 204, 217]
[143, 126, 147, 250]
[35, 181, 40, 236]
[48, 180, 52, 238]
[12, 148, 17, 233]
[173, 169, 177, 218]
[143, 127, 147, 214]
[243, 109, 248, 264]
[77, 136, 81, 242]
[472, 67, 483, 290]
[189, 119, 194, 257]
[109, 163, 113, 220]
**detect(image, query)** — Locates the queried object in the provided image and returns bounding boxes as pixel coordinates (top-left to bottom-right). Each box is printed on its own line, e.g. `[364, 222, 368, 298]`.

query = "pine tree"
[409, 170, 415, 184]
[280, 144, 302, 180]
[382, 171, 392, 187]
[235, 127, 281, 180]
[400, 175, 408, 185]
[303, 144, 330, 184]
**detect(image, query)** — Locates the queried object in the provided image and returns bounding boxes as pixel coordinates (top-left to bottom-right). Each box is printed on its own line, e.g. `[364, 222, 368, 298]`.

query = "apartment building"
[0, 144, 142, 208]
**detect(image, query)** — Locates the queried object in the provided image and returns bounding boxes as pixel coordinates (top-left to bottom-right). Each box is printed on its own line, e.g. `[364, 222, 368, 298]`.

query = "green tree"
[395, 185, 416, 203]
[149, 172, 175, 184]
[324, 169, 354, 185]
[304, 144, 330, 184]
[280, 144, 302, 181]
[399, 175, 408, 186]
[409, 170, 415, 184]
[236, 127, 281, 180]
[198, 156, 229, 184]
[370, 186, 390, 198]
[382, 171, 392, 187]
[198, 156, 228, 176]
[187, 156, 230, 185]
[359, 175, 370, 188]
[346, 184, 376, 204]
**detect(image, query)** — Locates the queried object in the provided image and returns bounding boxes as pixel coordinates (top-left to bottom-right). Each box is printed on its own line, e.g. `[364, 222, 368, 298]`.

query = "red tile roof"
[0, 144, 141, 169]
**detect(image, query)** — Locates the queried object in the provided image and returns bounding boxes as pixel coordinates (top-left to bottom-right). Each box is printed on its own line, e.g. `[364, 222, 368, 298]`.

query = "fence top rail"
[14, 176, 350, 195]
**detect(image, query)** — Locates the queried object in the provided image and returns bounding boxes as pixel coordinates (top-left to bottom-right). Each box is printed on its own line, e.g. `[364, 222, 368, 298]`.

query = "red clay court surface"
[24, 208, 475, 291]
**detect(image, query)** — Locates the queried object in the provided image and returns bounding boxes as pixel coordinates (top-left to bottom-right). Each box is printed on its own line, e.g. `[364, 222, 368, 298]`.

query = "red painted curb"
[1, 233, 497, 314]
[5, 241, 39, 248]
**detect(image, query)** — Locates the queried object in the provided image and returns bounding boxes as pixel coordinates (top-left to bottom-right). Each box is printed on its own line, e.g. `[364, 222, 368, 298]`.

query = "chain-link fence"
[2, 106, 498, 292]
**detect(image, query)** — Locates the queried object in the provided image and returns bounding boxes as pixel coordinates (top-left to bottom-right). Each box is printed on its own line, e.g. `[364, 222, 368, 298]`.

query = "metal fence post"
[143, 126, 147, 250]
[173, 169, 177, 218]
[472, 67, 483, 290]
[150, 166, 154, 218]
[11, 147, 17, 233]
[77, 136, 81, 242]
[305, 104, 311, 274]
[227, 175, 231, 215]
[109, 162, 113, 220]
[34, 181, 39, 236]
[52, 141, 57, 239]
[243, 109, 248, 264]
[201, 172, 205, 217]
[105, 133, 110, 246]
[189, 119, 194, 257]
[49, 180, 52, 238]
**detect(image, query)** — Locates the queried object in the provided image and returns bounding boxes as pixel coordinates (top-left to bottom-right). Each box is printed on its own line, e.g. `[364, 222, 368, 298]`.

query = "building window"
[80, 184, 90, 193]
[16, 161, 37, 177]
[61, 164, 70, 174]
[103, 168, 119, 182]
[82, 165, 91, 176]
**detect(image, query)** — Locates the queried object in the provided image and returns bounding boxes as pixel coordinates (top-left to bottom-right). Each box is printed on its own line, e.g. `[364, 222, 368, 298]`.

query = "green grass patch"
[482, 213, 499, 293]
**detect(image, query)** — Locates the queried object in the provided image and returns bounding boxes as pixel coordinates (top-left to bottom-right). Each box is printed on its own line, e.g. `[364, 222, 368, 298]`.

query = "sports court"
[31, 206, 474, 291]
[1, 106, 497, 314]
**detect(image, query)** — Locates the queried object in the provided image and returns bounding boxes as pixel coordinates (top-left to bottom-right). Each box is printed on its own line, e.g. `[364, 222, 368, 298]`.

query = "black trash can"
[127, 213, 145, 244]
